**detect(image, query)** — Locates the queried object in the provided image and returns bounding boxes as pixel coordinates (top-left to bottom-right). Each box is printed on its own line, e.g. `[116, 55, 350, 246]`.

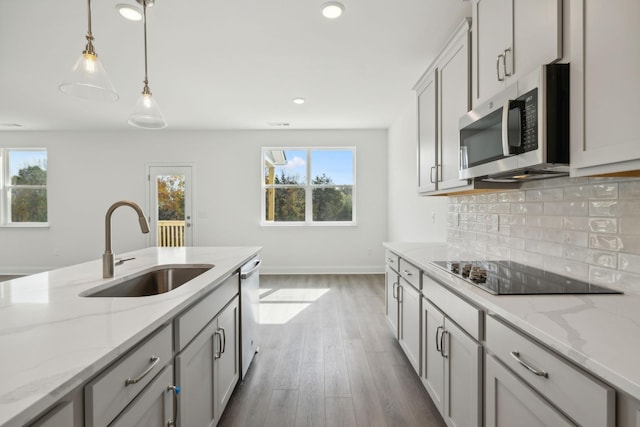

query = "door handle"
[440, 330, 449, 358]
[219, 327, 227, 355]
[435, 325, 443, 352]
[214, 331, 222, 360]
[496, 53, 505, 81]
[503, 48, 512, 77]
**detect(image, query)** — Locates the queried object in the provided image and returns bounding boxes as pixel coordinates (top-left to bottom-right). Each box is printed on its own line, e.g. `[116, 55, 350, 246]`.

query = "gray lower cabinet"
[422, 297, 481, 427]
[85, 324, 174, 427]
[385, 265, 399, 339]
[485, 355, 574, 427]
[398, 279, 421, 375]
[175, 296, 239, 427]
[485, 315, 614, 427]
[110, 365, 176, 427]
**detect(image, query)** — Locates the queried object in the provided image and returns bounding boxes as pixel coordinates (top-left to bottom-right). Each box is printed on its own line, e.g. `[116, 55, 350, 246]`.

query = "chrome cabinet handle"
[125, 355, 160, 386]
[496, 53, 505, 81]
[392, 281, 398, 299]
[503, 48, 512, 77]
[440, 330, 449, 358]
[430, 166, 436, 184]
[435, 325, 443, 352]
[510, 351, 548, 378]
[398, 285, 403, 303]
[403, 269, 413, 276]
[219, 327, 227, 355]
[167, 385, 181, 426]
[214, 331, 223, 360]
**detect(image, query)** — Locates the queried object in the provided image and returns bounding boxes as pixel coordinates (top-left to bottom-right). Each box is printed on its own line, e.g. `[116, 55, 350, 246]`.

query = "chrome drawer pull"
[510, 351, 548, 378]
[125, 355, 160, 386]
[403, 270, 413, 276]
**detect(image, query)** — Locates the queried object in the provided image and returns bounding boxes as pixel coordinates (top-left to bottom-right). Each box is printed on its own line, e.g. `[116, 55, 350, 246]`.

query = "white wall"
[0, 129, 388, 275]
[387, 92, 448, 242]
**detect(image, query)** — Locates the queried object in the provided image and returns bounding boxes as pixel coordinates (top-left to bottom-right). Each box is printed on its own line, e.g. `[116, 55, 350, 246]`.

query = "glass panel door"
[148, 165, 192, 247]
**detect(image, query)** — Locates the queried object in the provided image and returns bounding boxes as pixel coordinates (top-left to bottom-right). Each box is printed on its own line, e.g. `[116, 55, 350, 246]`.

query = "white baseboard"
[259, 265, 385, 275]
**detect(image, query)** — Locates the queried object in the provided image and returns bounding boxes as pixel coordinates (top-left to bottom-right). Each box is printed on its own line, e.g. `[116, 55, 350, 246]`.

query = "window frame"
[261, 147, 356, 226]
[1, 147, 49, 227]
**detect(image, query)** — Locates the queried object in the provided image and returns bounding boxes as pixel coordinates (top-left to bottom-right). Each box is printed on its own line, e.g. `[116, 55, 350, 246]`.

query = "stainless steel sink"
[81, 265, 214, 297]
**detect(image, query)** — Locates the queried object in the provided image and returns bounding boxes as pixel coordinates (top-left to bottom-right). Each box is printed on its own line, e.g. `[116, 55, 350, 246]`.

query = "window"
[1, 148, 48, 226]
[262, 148, 355, 225]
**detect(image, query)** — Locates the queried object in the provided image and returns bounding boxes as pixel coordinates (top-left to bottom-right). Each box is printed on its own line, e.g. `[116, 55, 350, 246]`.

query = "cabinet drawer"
[85, 324, 173, 427]
[399, 258, 420, 290]
[385, 250, 399, 272]
[174, 272, 239, 351]
[486, 316, 614, 427]
[422, 273, 482, 340]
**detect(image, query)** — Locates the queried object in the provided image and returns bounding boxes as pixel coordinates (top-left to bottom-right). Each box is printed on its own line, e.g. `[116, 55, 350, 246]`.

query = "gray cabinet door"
[437, 23, 471, 191]
[110, 366, 175, 427]
[416, 68, 438, 193]
[485, 355, 575, 427]
[443, 319, 481, 427]
[175, 318, 218, 427]
[422, 298, 445, 414]
[399, 281, 421, 375]
[214, 297, 240, 423]
[385, 266, 399, 339]
[570, 0, 640, 175]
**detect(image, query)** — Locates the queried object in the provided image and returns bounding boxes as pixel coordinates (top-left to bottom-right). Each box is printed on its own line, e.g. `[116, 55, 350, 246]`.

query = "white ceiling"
[0, 0, 470, 131]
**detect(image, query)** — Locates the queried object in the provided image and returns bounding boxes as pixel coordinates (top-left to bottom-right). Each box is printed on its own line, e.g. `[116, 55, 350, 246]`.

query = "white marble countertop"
[384, 242, 640, 402]
[0, 246, 261, 427]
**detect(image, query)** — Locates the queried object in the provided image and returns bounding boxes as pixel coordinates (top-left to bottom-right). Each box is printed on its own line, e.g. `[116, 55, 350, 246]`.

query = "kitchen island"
[0, 246, 260, 427]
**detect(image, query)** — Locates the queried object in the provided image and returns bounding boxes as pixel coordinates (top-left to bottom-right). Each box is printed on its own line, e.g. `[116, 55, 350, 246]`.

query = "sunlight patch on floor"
[259, 288, 330, 324]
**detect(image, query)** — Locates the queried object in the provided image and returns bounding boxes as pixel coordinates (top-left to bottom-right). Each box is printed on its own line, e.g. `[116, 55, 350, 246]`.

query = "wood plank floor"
[218, 274, 446, 427]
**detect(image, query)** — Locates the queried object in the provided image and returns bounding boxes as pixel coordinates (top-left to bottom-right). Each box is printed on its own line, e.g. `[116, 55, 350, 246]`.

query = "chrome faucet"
[103, 201, 150, 278]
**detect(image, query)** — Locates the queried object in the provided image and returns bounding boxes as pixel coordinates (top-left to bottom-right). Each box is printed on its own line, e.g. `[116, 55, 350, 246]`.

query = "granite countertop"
[384, 242, 640, 402]
[0, 246, 261, 427]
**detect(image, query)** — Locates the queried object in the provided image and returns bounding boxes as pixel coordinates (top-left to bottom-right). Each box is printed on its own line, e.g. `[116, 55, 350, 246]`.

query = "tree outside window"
[1, 149, 48, 225]
[263, 148, 355, 224]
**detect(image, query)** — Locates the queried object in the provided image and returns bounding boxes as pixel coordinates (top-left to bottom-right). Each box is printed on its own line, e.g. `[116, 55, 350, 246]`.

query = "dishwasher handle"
[241, 259, 262, 279]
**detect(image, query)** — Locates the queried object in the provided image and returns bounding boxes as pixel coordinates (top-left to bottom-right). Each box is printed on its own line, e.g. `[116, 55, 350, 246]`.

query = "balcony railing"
[158, 220, 185, 247]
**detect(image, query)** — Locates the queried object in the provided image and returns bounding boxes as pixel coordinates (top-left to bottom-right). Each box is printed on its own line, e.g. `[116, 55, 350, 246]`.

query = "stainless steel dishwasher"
[240, 256, 261, 378]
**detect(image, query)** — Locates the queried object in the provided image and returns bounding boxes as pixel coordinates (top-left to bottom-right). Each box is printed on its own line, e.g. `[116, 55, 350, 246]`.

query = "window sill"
[261, 221, 357, 227]
[0, 223, 50, 228]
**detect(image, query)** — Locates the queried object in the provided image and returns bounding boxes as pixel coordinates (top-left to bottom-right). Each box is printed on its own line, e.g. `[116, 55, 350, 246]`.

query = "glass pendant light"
[59, 0, 119, 102]
[128, 0, 167, 129]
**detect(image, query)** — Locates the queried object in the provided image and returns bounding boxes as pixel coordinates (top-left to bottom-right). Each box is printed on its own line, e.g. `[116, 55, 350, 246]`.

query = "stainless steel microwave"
[458, 64, 569, 182]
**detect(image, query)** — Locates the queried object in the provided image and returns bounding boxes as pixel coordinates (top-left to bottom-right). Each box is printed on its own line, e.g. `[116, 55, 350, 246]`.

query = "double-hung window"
[262, 148, 355, 225]
[1, 148, 48, 226]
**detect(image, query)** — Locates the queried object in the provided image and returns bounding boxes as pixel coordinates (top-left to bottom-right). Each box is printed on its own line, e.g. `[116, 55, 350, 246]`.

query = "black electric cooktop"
[431, 260, 622, 295]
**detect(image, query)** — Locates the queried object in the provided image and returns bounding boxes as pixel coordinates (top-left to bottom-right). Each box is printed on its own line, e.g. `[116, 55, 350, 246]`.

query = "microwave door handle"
[501, 100, 512, 157]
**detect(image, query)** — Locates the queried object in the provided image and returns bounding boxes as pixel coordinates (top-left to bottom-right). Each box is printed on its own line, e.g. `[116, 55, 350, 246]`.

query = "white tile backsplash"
[447, 176, 640, 294]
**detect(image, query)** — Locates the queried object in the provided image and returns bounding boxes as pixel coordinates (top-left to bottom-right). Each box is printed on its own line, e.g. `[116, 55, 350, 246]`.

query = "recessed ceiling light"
[116, 4, 143, 21]
[292, 98, 305, 105]
[321, 2, 345, 19]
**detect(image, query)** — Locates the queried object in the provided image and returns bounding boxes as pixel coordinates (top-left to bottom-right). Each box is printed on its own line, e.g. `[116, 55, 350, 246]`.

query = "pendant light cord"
[142, 0, 150, 91]
[84, 0, 95, 54]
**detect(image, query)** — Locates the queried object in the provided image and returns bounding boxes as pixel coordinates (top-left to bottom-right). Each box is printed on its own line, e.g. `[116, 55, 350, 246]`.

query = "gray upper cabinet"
[569, 0, 640, 176]
[472, 0, 562, 107]
[415, 19, 472, 195]
[417, 69, 438, 193]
